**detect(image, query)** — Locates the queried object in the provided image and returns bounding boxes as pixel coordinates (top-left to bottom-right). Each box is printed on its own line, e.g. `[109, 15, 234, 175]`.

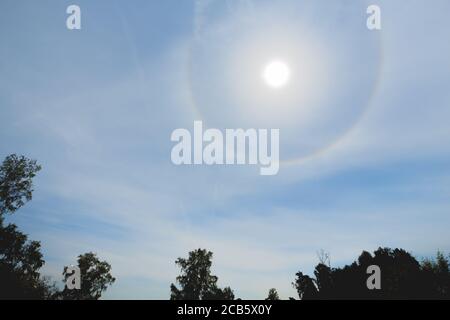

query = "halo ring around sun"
[186, 0, 384, 166]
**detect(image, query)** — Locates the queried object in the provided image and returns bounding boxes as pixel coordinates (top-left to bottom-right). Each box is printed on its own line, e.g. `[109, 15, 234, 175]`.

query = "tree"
[0, 220, 48, 299]
[61, 252, 116, 300]
[0, 154, 117, 300]
[0, 154, 54, 299]
[265, 288, 280, 300]
[0, 154, 41, 216]
[421, 251, 450, 298]
[293, 247, 450, 299]
[292, 272, 318, 300]
[170, 248, 234, 300]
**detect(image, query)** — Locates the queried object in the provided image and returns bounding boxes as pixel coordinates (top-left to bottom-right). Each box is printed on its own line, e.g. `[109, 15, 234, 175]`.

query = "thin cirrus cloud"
[1, 0, 450, 299]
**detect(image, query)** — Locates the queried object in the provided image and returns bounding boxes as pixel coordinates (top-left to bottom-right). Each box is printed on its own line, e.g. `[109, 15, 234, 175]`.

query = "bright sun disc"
[263, 60, 290, 88]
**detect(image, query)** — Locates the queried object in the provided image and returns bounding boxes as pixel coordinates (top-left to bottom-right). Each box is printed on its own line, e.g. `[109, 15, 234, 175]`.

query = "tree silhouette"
[1, 154, 115, 300]
[421, 251, 450, 298]
[0, 220, 57, 299]
[2, 155, 450, 300]
[0, 154, 56, 299]
[61, 252, 116, 300]
[0, 154, 41, 216]
[293, 271, 318, 300]
[170, 248, 235, 300]
[265, 288, 280, 300]
[293, 247, 450, 299]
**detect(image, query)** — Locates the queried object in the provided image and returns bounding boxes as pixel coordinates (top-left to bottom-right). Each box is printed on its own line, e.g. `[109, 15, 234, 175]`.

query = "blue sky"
[1, 0, 450, 299]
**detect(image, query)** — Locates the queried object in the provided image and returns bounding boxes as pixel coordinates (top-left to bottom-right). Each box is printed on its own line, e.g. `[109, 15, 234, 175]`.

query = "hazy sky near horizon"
[1, 0, 450, 299]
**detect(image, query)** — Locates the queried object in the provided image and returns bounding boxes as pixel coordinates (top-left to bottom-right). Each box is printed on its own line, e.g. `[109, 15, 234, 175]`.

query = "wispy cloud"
[1, 0, 450, 299]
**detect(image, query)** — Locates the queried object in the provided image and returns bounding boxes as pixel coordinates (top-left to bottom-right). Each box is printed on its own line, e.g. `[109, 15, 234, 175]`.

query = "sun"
[263, 60, 290, 88]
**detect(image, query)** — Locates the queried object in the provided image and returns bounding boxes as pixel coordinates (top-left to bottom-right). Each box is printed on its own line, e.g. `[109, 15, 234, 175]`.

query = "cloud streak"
[1, 0, 450, 299]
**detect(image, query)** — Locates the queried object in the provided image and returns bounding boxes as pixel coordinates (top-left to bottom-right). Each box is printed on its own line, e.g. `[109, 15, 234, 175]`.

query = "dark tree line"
[1, 154, 449, 300]
[170, 247, 450, 300]
[293, 248, 450, 300]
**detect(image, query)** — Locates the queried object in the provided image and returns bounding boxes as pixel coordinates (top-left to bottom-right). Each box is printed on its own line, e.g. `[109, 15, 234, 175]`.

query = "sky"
[1, 0, 450, 299]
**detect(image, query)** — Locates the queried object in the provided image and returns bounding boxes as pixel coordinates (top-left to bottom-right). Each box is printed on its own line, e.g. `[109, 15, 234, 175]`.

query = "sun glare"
[263, 60, 290, 88]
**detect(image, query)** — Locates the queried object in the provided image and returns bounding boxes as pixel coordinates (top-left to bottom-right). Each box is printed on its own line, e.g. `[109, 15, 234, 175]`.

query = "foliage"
[0, 155, 50, 299]
[0, 154, 114, 300]
[61, 252, 116, 300]
[265, 288, 280, 300]
[170, 248, 235, 300]
[293, 247, 450, 299]
[0, 154, 41, 216]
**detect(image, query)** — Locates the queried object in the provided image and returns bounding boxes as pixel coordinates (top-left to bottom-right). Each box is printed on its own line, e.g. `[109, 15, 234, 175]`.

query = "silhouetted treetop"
[293, 247, 450, 300]
[265, 288, 280, 300]
[0, 154, 52, 299]
[61, 252, 116, 300]
[171, 248, 235, 300]
[0, 154, 41, 216]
